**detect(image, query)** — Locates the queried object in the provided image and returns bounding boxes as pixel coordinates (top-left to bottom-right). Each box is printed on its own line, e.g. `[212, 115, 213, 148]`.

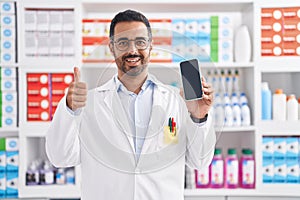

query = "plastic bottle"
[272, 89, 286, 120]
[26, 161, 40, 185]
[40, 161, 54, 185]
[239, 149, 255, 188]
[232, 103, 242, 127]
[210, 148, 224, 188]
[239, 92, 248, 106]
[213, 70, 219, 94]
[215, 103, 225, 127]
[223, 93, 231, 105]
[224, 103, 233, 127]
[286, 94, 298, 121]
[66, 168, 75, 184]
[225, 148, 239, 188]
[233, 69, 240, 94]
[56, 168, 66, 185]
[234, 25, 251, 62]
[241, 102, 251, 126]
[261, 82, 272, 120]
[195, 166, 210, 188]
[215, 93, 222, 106]
[220, 70, 226, 95]
[231, 92, 239, 105]
[225, 70, 233, 96]
[185, 165, 195, 189]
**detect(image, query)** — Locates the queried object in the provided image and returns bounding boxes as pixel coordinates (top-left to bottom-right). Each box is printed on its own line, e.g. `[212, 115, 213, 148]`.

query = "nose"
[127, 40, 138, 53]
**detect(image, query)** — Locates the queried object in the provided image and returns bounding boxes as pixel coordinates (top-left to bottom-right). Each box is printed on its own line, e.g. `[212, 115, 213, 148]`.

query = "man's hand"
[181, 77, 214, 119]
[66, 67, 87, 111]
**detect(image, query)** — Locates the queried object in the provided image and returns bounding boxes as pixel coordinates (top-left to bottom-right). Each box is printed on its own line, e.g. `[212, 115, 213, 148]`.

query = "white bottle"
[241, 102, 251, 126]
[225, 70, 233, 96]
[286, 94, 298, 121]
[214, 93, 222, 106]
[232, 103, 242, 126]
[234, 25, 251, 62]
[239, 92, 248, 106]
[231, 92, 239, 105]
[224, 103, 233, 127]
[220, 70, 226, 95]
[213, 70, 219, 94]
[233, 69, 240, 94]
[272, 89, 286, 121]
[215, 103, 225, 127]
[223, 93, 231, 106]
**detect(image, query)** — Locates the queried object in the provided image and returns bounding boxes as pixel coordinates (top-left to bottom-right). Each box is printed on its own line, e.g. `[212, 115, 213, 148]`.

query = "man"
[46, 9, 216, 200]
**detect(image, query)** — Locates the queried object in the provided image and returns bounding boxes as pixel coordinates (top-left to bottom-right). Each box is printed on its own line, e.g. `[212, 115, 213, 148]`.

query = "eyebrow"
[115, 37, 148, 41]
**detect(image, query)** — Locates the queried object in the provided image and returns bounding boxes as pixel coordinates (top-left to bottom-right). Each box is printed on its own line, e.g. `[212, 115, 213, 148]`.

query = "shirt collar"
[114, 74, 155, 94]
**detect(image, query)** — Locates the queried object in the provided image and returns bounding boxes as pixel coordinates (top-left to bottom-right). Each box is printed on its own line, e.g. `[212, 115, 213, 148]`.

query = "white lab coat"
[46, 74, 216, 200]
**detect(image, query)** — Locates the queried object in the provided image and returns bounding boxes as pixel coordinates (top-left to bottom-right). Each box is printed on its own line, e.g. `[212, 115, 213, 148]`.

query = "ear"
[109, 41, 114, 55]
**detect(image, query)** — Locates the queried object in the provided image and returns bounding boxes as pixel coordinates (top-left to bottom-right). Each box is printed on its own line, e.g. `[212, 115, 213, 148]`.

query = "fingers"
[74, 67, 80, 82]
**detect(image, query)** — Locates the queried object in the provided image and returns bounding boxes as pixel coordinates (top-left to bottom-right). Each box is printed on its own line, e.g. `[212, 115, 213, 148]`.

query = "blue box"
[286, 137, 298, 159]
[274, 137, 286, 159]
[273, 159, 286, 183]
[0, 172, 6, 198]
[172, 37, 185, 62]
[262, 158, 273, 183]
[6, 171, 18, 197]
[197, 38, 211, 62]
[0, 151, 6, 172]
[184, 37, 199, 60]
[185, 19, 198, 38]
[172, 19, 185, 38]
[262, 137, 274, 159]
[198, 18, 211, 39]
[286, 159, 299, 183]
[6, 151, 18, 171]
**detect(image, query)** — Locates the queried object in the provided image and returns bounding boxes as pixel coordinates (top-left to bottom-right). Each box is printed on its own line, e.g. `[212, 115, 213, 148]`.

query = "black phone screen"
[180, 59, 203, 100]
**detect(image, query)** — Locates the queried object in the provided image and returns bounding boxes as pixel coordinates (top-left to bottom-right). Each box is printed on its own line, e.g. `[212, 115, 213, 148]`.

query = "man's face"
[110, 21, 152, 77]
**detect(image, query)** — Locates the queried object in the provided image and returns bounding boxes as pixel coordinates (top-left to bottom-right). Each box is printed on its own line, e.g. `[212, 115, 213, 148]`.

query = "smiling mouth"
[125, 57, 141, 63]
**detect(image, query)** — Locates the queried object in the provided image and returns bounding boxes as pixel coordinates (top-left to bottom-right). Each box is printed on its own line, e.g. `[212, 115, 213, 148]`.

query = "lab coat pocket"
[163, 126, 178, 144]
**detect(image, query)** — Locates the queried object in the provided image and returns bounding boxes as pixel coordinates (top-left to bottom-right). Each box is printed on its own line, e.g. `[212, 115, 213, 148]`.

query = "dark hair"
[109, 9, 152, 40]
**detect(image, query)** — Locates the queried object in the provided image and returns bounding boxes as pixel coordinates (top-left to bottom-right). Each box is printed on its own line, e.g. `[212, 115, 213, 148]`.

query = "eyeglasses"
[112, 37, 150, 51]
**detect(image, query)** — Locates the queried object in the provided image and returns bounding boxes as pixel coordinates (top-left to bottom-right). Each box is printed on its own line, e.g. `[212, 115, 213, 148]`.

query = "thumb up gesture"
[66, 67, 87, 111]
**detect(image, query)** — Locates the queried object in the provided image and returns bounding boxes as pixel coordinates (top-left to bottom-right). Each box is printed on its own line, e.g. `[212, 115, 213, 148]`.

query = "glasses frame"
[112, 37, 151, 51]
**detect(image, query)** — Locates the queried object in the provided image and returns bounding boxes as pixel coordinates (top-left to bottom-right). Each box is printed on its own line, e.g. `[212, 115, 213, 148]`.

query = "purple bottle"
[239, 148, 255, 188]
[225, 148, 239, 188]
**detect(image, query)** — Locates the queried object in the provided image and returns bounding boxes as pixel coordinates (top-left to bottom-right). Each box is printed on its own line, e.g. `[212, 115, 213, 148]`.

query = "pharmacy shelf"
[19, 122, 50, 137]
[257, 58, 300, 73]
[0, 128, 19, 137]
[258, 184, 300, 197]
[19, 184, 81, 198]
[82, 62, 255, 69]
[216, 125, 256, 133]
[258, 121, 300, 136]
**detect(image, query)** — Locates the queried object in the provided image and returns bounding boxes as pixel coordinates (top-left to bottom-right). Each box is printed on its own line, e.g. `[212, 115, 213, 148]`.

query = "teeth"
[125, 58, 140, 63]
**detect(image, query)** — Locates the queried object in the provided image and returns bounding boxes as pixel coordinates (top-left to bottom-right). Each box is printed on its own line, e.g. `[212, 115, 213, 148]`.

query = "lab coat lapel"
[103, 85, 136, 156]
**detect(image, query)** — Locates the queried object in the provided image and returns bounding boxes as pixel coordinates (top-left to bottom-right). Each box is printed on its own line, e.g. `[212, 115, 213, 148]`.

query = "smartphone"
[180, 59, 203, 100]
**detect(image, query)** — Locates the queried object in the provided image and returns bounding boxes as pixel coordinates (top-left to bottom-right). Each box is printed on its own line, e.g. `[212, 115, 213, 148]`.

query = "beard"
[118, 53, 149, 77]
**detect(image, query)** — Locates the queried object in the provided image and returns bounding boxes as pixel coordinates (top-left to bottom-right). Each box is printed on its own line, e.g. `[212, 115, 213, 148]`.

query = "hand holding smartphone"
[180, 59, 203, 101]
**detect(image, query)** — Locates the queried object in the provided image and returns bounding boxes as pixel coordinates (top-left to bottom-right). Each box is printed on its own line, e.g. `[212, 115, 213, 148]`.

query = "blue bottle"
[261, 82, 272, 120]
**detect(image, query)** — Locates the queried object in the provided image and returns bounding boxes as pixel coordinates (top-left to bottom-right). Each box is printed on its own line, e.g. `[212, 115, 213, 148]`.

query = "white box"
[1, 15, 15, 27]
[49, 11, 63, 32]
[151, 19, 172, 37]
[49, 33, 62, 56]
[286, 160, 299, 183]
[24, 10, 36, 31]
[5, 138, 18, 152]
[274, 137, 287, 159]
[2, 92, 17, 103]
[62, 32, 74, 56]
[2, 102, 17, 116]
[219, 39, 233, 52]
[1, 115, 17, 127]
[6, 171, 18, 196]
[0, 2, 15, 14]
[1, 27, 15, 40]
[172, 38, 185, 62]
[1, 39, 15, 52]
[262, 137, 274, 159]
[218, 15, 233, 27]
[83, 44, 105, 61]
[2, 78, 16, 92]
[1, 51, 15, 64]
[286, 137, 299, 158]
[37, 36, 49, 56]
[1, 67, 16, 79]
[150, 45, 172, 62]
[6, 151, 18, 171]
[62, 11, 74, 31]
[219, 27, 234, 39]
[36, 11, 49, 32]
[25, 32, 37, 56]
[0, 152, 6, 172]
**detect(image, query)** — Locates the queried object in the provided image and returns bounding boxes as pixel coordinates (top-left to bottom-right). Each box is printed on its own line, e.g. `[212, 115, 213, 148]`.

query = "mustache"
[122, 54, 144, 61]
